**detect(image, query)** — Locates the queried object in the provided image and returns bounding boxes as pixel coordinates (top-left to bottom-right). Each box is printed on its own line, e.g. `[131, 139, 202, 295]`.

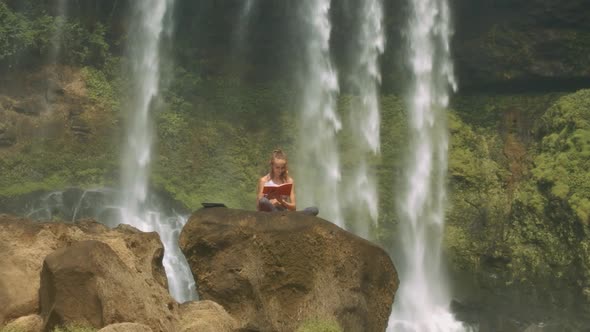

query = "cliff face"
[453, 0, 590, 90]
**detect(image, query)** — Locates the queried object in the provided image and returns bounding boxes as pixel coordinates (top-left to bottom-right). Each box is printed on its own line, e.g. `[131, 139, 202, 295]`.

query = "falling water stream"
[48, 0, 67, 65]
[343, 0, 385, 237]
[295, 0, 344, 226]
[387, 0, 470, 331]
[120, 0, 196, 303]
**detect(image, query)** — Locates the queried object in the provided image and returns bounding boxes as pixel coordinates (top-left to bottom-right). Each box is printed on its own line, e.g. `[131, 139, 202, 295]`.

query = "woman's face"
[272, 159, 287, 176]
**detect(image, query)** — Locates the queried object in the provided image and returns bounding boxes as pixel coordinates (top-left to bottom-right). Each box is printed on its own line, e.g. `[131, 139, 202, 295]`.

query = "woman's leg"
[258, 197, 278, 212]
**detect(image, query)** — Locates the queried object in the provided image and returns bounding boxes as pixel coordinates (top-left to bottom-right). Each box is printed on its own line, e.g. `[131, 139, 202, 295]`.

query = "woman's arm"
[256, 177, 266, 210]
[278, 179, 297, 211]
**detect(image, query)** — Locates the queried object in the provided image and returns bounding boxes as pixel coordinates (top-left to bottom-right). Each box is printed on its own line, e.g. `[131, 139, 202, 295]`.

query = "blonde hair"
[269, 149, 289, 182]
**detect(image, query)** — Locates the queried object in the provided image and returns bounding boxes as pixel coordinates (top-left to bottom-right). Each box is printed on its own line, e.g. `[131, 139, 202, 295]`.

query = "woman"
[257, 149, 318, 216]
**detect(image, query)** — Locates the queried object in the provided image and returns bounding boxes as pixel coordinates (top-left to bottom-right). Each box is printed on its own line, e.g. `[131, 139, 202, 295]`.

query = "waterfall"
[240, 0, 257, 23]
[343, 0, 385, 236]
[295, 0, 343, 226]
[49, 0, 67, 65]
[120, 0, 196, 303]
[387, 0, 470, 331]
[234, 0, 257, 49]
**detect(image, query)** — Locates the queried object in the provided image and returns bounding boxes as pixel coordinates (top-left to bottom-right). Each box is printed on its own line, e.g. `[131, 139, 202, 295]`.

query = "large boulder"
[0, 215, 170, 326]
[1, 314, 43, 332]
[39, 240, 176, 332]
[179, 208, 398, 332]
[0, 214, 239, 332]
[177, 300, 237, 332]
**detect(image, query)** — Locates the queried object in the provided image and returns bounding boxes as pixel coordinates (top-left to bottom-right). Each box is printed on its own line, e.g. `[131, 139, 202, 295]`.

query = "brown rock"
[0, 215, 170, 327]
[13, 97, 46, 116]
[98, 323, 153, 332]
[0, 123, 16, 147]
[177, 300, 237, 332]
[2, 314, 43, 332]
[179, 208, 398, 332]
[39, 240, 176, 332]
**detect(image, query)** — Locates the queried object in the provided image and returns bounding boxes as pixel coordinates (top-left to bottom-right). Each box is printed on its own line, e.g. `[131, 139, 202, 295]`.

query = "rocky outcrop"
[0, 215, 169, 326]
[0, 215, 236, 332]
[179, 208, 398, 332]
[39, 240, 176, 331]
[453, 0, 590, 90]
[177, 301, 237, 332]
[1, 314, 43, 332]
[98, 323, 154, 332]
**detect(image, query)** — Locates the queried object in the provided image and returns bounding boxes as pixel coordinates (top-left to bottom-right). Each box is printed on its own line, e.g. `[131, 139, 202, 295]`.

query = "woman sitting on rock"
[257, 149, 319, 216]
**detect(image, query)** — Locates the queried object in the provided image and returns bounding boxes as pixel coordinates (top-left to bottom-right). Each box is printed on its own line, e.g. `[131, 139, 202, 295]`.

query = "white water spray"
[387, 0, 469, 331]
[234, 0, 257, 47]
[343, 0, 385, 236]
[241, 0, 257, 21]
[295, 0, 343, 226]
[121, 0, 196, 303]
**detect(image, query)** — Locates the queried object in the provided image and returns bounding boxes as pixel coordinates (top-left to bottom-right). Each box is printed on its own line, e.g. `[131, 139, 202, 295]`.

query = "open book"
[262, 183, 293, 197]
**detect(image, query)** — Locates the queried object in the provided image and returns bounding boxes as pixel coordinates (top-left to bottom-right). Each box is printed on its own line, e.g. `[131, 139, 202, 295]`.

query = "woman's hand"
[276, 195, 295, 211]
[269, 198, 281, 206]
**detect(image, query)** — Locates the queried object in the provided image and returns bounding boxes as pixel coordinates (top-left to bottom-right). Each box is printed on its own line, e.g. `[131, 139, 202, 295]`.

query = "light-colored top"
[263, 177, 289, 200]
[265, 178, 279, 186]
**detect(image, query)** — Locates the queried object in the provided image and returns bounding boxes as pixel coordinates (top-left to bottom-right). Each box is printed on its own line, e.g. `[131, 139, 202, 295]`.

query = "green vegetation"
[532, 89, 590, 223]
[52, 324, 97, 332]
[0, 2, 111, 68]
[295, 318, 342, 332]
[443, 91, 590, 295]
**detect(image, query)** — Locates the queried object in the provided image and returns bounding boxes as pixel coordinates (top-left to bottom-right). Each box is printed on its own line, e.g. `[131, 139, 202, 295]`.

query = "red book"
[262, 183, 293, 197]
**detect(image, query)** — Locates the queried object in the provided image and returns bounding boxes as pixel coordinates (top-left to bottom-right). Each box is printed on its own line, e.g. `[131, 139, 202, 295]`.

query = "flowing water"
[295, 0, 344, 226]
[387, 0, 470, 331]
[120, 0, 196, 302]
[22, 187, 197, 302]
[233, 0, 257, 56]
[48, 0, 67, 65]
[342, 0, 385, 237]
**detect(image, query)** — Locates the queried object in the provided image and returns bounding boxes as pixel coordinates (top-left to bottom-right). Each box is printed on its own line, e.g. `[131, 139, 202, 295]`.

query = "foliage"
[532, 89, 590, 224]
[152, 74, 296, 211]
[445, 112, 508, 271]
[0, 65, 120, 198]
[0, 2, 35, 61]
[444, 91, 590, 295]
[295, 318, 342, 332]
[52, 324, 97, 332]
[0, 3, 110, 68]
[58, 22, 110, 66]
[81, 64, 121, 110]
